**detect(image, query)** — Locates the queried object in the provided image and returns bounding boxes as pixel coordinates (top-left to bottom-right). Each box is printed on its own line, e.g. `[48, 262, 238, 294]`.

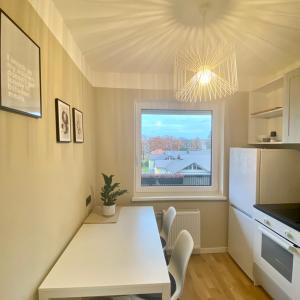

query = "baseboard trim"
[200, 247, 228, 254]
[167, 247, 201, 255]
[167, 247, 227, 255]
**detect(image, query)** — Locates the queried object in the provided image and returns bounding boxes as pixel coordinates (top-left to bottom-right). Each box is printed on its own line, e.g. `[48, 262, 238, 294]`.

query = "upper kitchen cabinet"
[283, 68, 300, 143]
[249, 67, 300, 145]
[248, 77, 284, 145]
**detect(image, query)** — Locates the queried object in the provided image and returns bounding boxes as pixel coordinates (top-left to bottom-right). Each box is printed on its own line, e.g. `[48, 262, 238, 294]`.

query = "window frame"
[134, 101, 224, 198]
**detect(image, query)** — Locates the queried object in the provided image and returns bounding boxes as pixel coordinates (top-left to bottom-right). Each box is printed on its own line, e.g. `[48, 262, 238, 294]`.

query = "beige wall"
[0, 1, 97, 300]
[95, 88, 249, 249]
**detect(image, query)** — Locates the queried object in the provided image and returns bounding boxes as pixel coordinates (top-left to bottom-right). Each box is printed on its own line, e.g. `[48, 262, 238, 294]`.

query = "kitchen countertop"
[254, 203, 300, 232]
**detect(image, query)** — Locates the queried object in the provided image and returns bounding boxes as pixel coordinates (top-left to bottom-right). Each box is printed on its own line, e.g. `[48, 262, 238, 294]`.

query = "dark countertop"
[254, 203, 300, 232]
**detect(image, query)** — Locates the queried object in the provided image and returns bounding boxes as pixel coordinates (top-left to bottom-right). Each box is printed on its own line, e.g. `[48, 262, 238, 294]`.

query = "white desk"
[39, 206, 170, 300]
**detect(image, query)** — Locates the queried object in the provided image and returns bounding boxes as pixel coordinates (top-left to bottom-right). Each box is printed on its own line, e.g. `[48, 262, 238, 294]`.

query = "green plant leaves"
[100, 173, 128, 206]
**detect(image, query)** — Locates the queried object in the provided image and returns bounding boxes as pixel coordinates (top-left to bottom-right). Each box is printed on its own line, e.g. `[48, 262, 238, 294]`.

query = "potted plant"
[100, 173, 127, 216]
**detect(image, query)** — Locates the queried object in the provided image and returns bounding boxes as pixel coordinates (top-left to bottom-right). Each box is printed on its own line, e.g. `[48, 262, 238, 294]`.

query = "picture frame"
[0, 9, 42, 118]
[72, 108, 84, 143]
[55, 98, 71, 143]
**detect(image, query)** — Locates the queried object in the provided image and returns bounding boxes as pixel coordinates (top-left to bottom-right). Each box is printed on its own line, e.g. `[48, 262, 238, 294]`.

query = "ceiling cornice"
[28, 0, 95, 85]
[93, 72, 173, 90]
[29, 0, 300, 93]
[28, 0, 176, 90]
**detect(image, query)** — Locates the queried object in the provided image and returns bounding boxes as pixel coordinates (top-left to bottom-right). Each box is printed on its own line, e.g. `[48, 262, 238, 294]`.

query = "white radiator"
[156, 209, 201, 254]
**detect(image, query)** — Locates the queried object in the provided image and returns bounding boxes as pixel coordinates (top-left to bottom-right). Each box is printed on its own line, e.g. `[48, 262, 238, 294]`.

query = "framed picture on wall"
[55, 98, 71, 143]
[0, 10, 42, 118]
[72, 108, 84, 143]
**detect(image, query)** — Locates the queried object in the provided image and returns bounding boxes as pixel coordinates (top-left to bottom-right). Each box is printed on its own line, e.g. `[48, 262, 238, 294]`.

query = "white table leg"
[38, 291, 50, 300]
[162, 284, 171, 300]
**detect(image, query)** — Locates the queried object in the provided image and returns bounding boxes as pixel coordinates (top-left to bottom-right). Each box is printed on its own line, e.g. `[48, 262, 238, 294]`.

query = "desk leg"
[38, 292, 49, 300]
[162, 284, 171, 300]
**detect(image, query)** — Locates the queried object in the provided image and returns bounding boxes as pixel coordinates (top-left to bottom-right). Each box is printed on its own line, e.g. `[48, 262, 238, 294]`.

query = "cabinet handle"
[259, 226, 294, 253]
[285, 230, 294, 240]
[288, 78, 291, 137]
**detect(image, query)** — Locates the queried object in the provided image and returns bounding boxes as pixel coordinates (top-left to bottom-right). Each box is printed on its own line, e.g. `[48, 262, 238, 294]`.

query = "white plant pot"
[102, 204, 116, 217]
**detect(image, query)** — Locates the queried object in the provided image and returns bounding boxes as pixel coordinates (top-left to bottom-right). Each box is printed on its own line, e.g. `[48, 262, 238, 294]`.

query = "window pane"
[141, 109, 212, 187]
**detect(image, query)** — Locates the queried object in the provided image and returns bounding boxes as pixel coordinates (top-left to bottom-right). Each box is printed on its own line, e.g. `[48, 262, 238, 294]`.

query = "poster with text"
[0, 10, 42, 118]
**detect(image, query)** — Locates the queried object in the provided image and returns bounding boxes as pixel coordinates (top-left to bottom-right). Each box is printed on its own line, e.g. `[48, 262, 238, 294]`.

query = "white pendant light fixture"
[174, 4, 238, 102]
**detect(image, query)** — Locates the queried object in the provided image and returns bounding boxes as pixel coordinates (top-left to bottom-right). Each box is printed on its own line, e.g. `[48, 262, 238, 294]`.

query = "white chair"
[105, 230, 194, 300]
[167, 230, 194, 300]
[160, 207, 176, 251]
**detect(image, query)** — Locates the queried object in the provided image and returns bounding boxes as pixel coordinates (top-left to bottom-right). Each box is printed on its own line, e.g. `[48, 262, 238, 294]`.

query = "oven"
[253, 219, 300, 300]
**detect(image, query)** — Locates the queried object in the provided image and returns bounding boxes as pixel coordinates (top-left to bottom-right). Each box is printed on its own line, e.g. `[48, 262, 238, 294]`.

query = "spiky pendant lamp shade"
[174, 4, 238, 103]
[174, 42, 238, 102]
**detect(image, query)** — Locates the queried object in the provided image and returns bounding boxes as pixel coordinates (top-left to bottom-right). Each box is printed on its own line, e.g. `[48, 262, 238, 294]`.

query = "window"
[135, 102, 224, 198]
[141, 110, 212, 187]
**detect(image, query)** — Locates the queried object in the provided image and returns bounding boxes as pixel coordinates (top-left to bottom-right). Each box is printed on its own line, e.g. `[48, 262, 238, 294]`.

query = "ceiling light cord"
[201, 10, 206, 67]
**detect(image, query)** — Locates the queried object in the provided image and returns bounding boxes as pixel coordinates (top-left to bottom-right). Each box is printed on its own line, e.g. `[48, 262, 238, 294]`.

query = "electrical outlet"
[86, 195, 92, 207]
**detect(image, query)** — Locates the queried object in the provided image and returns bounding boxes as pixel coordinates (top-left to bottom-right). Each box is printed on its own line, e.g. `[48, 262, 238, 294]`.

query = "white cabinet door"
[260, 149, 300, 204]
[228, 206, 254, 280]
[229, 148, 259, 216]
[284, 68, 300, 143]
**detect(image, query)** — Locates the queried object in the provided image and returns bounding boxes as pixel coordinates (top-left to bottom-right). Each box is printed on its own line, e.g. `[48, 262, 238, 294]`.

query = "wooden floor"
[79, 253, 271, 300]
[181, 253, 272, 300]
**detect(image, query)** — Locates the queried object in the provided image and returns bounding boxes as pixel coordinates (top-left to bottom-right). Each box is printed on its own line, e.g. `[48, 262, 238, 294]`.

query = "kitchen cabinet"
[249, 67, 300, 144]
[248, 78, 284, 145]
[283, 68, 300, 143]
[228, 206, 254, 280]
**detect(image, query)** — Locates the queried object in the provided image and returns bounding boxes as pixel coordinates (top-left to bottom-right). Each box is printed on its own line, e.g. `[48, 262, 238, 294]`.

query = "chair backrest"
[160, 207, 176, 243]
[168, 230, 194, 300]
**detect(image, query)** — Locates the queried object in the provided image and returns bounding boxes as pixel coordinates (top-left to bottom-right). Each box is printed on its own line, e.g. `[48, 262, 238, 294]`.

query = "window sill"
[132, 195, 227, 202]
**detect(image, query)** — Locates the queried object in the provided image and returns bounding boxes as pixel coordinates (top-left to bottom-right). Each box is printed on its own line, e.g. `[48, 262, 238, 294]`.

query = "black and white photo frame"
[72, 108, 84, 143]
[55, 98, 71, 143]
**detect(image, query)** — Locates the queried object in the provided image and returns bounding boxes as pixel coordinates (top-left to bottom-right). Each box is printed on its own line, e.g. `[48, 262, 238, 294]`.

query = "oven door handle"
[258, 226, 297, 253]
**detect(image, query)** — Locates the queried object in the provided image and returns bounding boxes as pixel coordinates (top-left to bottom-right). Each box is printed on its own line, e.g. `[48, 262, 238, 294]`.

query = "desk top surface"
[39, 206, 169, 292]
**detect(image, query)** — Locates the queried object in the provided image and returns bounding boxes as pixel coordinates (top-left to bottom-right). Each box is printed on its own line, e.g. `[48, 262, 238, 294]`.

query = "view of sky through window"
[142, 113, 212, 139]
[141, 110, 212, 187]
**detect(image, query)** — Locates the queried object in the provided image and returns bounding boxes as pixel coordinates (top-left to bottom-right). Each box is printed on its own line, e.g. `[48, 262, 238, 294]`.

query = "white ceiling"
[52, 0, 300, 89]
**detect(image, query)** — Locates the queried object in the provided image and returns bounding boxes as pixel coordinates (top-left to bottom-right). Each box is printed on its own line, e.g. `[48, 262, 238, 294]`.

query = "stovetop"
[254, 203, 300, 232]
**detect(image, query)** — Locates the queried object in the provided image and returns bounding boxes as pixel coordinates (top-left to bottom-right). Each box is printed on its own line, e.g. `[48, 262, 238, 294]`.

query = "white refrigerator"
[228, 147, 300, 280]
